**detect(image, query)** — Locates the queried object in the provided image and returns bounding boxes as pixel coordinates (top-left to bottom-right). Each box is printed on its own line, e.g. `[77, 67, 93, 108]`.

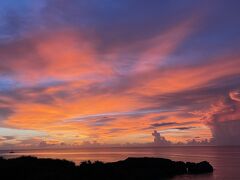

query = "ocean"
[1, 146, 239, 179]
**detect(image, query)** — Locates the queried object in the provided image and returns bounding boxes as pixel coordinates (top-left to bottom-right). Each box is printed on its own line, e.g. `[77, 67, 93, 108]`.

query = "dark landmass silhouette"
[0, 156, 213, 180]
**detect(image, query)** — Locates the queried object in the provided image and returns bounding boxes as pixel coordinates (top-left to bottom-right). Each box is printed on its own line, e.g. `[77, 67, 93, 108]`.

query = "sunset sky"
[0, 0, 240, 148]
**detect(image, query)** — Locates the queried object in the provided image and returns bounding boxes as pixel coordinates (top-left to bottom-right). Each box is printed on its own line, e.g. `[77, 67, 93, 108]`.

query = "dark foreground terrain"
[0, 156, 213, 180]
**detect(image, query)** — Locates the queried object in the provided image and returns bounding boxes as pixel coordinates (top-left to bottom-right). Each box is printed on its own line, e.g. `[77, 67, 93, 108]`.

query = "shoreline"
[0, 156, 213, 179]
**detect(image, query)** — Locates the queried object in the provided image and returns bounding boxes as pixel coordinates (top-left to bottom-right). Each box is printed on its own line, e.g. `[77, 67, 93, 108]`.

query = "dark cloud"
[151, 122, 177, 128]
[0, 79, 72, 106]
[209, 120, 240, 145]
[0, 107, 14, 121]
[172, 127, 194, 131]
[151, 115, 167, 121]
[148, 121, 197, 130]
[0, 136, 15, 141]
[90, 117, 116, 127]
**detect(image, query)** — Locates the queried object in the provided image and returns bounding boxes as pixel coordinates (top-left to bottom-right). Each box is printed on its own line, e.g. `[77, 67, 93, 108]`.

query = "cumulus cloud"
[210, 120, 240, 145]
[194, 89, 240, 145]
[152, 130, 171, 146]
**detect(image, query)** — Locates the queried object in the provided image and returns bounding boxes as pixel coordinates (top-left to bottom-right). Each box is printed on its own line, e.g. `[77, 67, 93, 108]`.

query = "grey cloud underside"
[210, 120, 240, 145]
[173, 127, 194, 130]
[63, 109, 177, 123]
[144, 74, 240, 110]
[0, 107, 14, 122]
[146, 121, 197, 130]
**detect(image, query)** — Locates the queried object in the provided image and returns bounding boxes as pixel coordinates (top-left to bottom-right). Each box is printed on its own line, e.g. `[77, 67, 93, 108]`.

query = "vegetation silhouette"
[0, 156, 213, 179]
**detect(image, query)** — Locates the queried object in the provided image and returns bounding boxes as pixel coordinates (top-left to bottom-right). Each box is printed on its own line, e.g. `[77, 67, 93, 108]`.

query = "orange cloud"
[130, 55, 240, 95]
[1, 15, 239, 146]
[0, 29, 113, 84]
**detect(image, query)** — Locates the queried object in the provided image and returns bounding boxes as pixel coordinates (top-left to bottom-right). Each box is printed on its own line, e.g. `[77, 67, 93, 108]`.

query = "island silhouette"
[0, 156, 213, 179]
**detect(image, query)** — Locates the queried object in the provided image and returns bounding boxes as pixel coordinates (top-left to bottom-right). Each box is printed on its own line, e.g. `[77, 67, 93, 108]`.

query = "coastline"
[0, 156, 213, 180]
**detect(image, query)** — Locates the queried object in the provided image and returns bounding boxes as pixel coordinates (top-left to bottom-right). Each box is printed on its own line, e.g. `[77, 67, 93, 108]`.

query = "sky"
[0, 0, 240, 148]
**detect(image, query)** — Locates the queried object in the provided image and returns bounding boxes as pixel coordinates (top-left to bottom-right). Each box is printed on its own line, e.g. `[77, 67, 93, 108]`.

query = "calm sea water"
[1, 146, 240, 180]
